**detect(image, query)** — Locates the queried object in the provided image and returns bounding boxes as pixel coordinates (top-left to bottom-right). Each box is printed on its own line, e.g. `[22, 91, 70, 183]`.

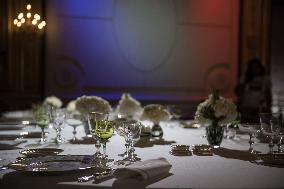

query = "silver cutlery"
[78, 168, 113, 182]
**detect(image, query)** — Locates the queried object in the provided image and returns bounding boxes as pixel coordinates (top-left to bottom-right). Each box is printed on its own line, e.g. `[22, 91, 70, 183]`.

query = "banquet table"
[0, 120, 284, 189]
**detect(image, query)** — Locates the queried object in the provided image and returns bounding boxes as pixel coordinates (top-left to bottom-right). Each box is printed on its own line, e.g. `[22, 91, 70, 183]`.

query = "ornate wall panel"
[46, 0, 239, 101]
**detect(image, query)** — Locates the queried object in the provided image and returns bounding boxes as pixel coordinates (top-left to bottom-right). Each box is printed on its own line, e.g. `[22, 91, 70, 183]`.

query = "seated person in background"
[236, 58, 271, 123]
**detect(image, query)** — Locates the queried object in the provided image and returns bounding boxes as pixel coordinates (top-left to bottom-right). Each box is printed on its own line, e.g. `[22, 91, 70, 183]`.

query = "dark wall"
[271, 0, 284, 105]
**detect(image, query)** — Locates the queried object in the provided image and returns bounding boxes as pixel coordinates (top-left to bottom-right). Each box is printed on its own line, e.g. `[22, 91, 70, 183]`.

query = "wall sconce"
[13, 4, 46, 30]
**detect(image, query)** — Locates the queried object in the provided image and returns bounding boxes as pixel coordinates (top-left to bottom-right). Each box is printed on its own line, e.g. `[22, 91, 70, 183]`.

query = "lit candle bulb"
[38, 24, 43, 30]
[41, 21, 46, 27]
[27, 12, 31, 18]
[17, 22, 21, 27]
[32, 19, 37, 25]
[13, 19, 18, 25]
[18, 13, 23, 19]
[26, 4, 31, 10]
[21, 18, 25, 23]
[34, 14, 40, 21]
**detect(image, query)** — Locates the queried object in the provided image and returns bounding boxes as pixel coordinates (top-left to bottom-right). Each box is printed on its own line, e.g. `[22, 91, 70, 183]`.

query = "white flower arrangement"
[43, 96, 62, 108]
[75, 95, 112, 116]
[141, 104, 171, 124]
[116, 93, 142, 117]
[66, 100, 79, 114]
[195, 91, 238, 125]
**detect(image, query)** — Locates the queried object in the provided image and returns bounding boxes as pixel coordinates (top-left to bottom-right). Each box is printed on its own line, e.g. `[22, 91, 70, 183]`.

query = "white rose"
[66, 100, 76, 113]
[44, 96, 62, 108]
[141, 104, 171, 124]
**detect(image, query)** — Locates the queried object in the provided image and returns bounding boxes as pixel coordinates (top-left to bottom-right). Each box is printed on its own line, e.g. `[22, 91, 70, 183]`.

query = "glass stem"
[269, 136, 274, 153]
[125, 139, 130, 157]
[40, 127, 45, 142]
[129, 141, 135, 159]
[95, 140, 101, 153]
[278, 137, 283, 153]
[56, 130, 61, 143]
[72, 126, 77, 140]
[102, 141, 107, 158]
[248, 133, 254, 153]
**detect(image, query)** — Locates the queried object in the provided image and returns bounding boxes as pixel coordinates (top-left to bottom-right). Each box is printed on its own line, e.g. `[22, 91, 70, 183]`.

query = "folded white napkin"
[113, 158, 172, 180]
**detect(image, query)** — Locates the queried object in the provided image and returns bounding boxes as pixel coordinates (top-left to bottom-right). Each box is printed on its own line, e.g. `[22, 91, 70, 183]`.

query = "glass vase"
[206, 121, 224, 148]
[151, 122, 163, 137]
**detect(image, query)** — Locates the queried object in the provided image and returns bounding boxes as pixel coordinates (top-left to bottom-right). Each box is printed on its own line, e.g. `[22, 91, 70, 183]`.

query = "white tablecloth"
[0, 121, 283, 188]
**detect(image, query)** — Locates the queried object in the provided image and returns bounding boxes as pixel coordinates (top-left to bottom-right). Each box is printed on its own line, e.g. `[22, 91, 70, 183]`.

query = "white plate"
[19, 148, 63, 157]
[8, 155, 93, 174]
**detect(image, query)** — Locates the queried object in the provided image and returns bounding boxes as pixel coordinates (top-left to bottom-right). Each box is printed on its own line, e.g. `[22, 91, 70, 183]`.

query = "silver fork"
[78, 168, 113, 182]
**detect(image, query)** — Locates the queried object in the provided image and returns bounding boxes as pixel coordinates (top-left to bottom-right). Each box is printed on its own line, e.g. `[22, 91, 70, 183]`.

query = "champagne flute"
[50, 108, 66, 144]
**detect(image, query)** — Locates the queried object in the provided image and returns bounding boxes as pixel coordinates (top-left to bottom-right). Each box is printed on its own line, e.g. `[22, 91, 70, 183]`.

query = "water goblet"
[238, 123, 260, 153]
[125, 121, 142, 162]
[50, 108, 66, 144]
[114, 118, 130, 157]
[259, 113, 281, 153]
[34, 107, 50, 143]
[66, 113, 82, 141]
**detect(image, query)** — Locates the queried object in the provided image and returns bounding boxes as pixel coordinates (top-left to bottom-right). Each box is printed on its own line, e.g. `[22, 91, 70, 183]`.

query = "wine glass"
[115, 120, 142, 165]
[88, 112, 113, 159]
[259, 113, 281, 153]
[125, 121, 142, 162]
[238, 123, 260, 153]
[114, 118, 130, 157]
[34, 107, 50, 143]
[66, 113, 82, 141]
[50, 108, 66, 144]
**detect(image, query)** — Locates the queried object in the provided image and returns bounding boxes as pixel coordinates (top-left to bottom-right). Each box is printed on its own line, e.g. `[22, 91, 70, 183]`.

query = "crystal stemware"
[34, 107, 50, 143]
[88, 112, 113, 159]
[127, 121, 142, 162]
[259, 113, 281, 153]
[50, 108, 66, 144]
[238, 123, 260, 153]
[114, 118, 130, 157]
[66, 113, 82, 141]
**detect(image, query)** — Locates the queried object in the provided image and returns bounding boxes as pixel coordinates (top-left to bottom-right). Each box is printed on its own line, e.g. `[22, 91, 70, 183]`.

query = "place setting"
[1, 91, 284, 188]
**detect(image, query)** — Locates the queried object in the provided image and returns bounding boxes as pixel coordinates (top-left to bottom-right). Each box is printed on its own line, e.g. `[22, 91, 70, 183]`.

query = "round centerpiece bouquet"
[195, 91, 237, 147]
[75, 95, 112, 135]
[116, 93, 142, 119]
[141, 104, 171, 137]
[43, 96, 63, 109]
[75, 96, 112, 116]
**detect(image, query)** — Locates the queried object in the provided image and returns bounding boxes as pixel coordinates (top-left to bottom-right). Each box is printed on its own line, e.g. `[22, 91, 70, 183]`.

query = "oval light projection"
[114, 0, 176, 72]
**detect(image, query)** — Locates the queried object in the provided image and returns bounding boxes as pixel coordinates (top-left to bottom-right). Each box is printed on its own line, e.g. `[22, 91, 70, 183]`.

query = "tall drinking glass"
[259, 113, 281, 153]
[50, 108, 66, 144]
